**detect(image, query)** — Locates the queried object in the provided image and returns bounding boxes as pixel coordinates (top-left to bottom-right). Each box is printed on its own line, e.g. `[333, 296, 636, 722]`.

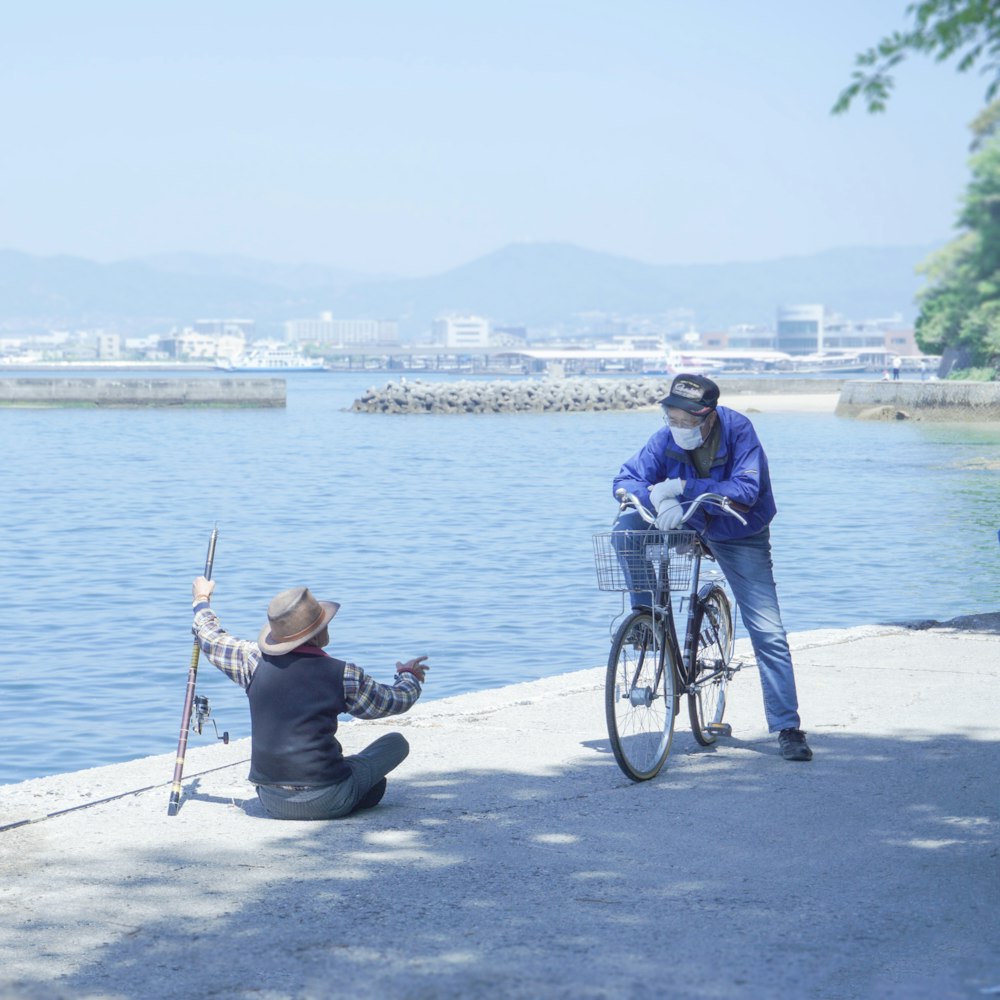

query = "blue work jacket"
[612, 405, 777, 541]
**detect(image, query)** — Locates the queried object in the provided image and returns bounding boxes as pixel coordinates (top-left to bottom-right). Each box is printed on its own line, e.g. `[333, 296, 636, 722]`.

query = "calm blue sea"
[2, 371, 999, 784]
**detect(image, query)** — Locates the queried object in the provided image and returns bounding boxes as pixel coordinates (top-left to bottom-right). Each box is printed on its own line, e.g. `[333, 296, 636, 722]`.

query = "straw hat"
[258, 586, 340, 655]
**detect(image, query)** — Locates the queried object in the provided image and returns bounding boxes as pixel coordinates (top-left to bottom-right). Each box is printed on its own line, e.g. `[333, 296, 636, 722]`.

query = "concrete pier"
[0, 378, 286, 408]
[836, 379, 1000, 420]
[1, 614, 997, 999]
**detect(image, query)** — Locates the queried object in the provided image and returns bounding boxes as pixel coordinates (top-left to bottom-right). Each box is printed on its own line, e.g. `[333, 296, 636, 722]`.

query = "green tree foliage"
[833, 0, 1000, 114]
[916, 115, 1000, 365]
[835, 3, 1000, 369]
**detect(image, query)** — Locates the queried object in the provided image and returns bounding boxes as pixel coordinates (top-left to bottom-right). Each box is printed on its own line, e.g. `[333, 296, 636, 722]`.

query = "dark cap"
[659, 373, 720, 415]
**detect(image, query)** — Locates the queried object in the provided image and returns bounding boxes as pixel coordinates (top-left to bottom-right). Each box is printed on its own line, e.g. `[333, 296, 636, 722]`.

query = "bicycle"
[592, 489, 748, 782]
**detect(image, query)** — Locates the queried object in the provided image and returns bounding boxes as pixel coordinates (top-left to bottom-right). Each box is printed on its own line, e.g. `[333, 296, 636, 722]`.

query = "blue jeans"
[612, 512, 801, 732]
[255, 732, 410, 820]
[610, 510, 666, 608]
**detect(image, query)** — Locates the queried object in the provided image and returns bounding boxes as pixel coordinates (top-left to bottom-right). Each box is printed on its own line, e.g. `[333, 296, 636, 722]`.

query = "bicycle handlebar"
[615, 487, 749, 527]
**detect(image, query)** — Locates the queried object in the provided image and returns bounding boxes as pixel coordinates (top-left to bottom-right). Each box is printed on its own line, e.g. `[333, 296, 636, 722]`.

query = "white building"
[96, 333, 120, 360]
[169, 327, 246, 360]
[433, 315, 491, 350]
[777, 305, 915, 359]
[284, 313, 399, 346]
[823, 314, 904, 354]
[776, 305, 826, 355]
[727, 324, 776, 350]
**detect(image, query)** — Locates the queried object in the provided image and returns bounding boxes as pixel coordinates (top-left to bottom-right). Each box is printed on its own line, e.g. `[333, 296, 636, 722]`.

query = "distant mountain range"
[0, 241, 938, 337]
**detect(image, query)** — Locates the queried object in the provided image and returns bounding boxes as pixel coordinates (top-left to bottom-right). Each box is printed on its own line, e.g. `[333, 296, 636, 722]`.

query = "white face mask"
[671, 424, 704, 450]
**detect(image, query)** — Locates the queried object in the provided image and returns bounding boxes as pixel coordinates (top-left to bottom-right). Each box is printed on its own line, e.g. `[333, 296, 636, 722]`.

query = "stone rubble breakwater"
[350, 377, 847, 414]
[352, 377, 674, 414]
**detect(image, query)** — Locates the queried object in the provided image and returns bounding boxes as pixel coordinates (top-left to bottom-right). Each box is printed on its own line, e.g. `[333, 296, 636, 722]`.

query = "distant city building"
[726, 324, 776, 350]
[193, 318, 255, 339]
[823, 315, 894, 353]
[699, 330, 731, 350]
[882, 325, 920, 357]
[776, 304, 826, 354]
[607, 335, 666, 352]
[776, 305, 914, 358]
[491, 325, 529, 348]
[434, 315, 491, 350]
[124, 334, 170, 361]
[96, 333, 120, 360]
[123, 334, 161, 352]
[162, 327, 246, 360]
[284, 312, 399, 346]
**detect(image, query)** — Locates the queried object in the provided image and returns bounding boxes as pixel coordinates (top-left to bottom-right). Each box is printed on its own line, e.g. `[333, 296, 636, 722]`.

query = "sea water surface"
[2, 371, 999, 784]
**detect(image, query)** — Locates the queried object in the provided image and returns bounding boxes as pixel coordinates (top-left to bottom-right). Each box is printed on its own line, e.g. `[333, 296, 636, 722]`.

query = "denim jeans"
[611, 510, 665, 608]
[612, 512, 801, 732]
[255, 732, 410, 821]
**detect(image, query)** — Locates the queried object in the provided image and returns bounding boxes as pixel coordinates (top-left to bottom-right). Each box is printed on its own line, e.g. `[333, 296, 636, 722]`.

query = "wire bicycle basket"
[593, 529, 698, 593]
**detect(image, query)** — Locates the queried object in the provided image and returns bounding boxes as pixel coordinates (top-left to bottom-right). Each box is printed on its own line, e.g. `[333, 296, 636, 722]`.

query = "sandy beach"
[705, 391, 840, 414]
[633, 390, 842, 416]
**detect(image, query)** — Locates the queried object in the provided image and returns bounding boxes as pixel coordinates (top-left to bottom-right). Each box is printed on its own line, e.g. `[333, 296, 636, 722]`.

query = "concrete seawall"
[351, 377, 847, 414]
[0, 377, 286, 408]
[836, 379, 1000, 421]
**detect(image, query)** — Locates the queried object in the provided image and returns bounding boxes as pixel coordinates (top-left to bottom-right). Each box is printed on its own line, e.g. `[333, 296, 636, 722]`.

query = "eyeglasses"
[661, 407, 706, 430]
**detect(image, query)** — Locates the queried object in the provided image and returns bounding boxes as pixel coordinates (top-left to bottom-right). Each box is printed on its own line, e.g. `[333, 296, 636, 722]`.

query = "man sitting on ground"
[191, 576, 430, 819]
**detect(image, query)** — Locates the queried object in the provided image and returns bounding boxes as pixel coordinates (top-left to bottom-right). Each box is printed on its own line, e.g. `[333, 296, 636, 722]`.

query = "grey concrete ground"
[1, 616, 998, 1000]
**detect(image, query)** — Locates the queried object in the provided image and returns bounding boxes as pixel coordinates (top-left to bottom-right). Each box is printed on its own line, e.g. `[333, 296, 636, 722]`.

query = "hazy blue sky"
[0, 1, 990, 275]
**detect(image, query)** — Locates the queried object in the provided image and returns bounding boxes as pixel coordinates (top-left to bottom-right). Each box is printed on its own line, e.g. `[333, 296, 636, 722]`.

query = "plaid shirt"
[192, 603, 422, 719]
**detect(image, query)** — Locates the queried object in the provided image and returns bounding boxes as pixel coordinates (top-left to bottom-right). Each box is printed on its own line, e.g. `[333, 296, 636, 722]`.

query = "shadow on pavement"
[4, 729, 998, 1000]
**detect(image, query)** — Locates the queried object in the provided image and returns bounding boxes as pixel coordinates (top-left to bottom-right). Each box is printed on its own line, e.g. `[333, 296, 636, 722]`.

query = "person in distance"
[611, 373, 812, 763]
[191, 577, 430, 817]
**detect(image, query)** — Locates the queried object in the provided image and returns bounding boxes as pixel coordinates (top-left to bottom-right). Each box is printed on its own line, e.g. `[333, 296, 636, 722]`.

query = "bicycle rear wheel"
[688, 585, 735, 746]
[605, 610, 678, 781]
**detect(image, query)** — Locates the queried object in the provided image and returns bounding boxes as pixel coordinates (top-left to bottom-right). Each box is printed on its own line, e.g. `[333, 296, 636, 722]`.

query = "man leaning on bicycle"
[612, 373, 813, 763]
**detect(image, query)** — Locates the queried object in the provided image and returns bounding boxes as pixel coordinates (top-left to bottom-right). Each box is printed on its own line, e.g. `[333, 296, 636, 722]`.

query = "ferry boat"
[216, 347, 328, 372]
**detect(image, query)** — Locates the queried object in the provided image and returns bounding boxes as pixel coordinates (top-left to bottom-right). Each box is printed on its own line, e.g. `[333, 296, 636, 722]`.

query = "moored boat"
[216, 347, 328, 372]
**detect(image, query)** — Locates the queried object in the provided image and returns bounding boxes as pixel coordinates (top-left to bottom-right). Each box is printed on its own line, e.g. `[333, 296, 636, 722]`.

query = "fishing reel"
[192, 695, 229, 744]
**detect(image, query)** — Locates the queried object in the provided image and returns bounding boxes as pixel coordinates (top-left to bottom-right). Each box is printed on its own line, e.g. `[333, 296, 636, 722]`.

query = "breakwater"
[350, 377, 846, 414]
[0, 378, 286, 408]
[836, 380, 1000, 420]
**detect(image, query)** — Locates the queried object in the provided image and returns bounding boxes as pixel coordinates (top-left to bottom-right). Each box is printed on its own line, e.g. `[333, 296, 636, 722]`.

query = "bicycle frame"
[645, 537, 714, 700]
[612, 487, 743, 704]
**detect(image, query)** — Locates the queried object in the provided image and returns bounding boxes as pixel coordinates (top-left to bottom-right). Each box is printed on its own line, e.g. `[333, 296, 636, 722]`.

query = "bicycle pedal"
[706, 723, 732, 737]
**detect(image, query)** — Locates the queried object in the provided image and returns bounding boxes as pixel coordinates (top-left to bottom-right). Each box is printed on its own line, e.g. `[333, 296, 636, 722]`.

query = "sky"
[0, 1, 993, 277]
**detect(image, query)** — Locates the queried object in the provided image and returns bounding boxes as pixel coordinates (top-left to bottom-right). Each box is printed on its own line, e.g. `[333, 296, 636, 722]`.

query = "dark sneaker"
[778, 728, 813, 762]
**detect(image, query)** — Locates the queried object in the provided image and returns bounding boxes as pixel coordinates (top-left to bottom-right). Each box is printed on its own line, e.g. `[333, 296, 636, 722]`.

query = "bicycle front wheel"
[688, 585, 735, 746]
[605, 610, 678, 781]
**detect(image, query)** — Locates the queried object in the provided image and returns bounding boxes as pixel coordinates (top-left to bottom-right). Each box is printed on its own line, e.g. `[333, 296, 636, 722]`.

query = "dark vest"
[245, 649, 353, 787]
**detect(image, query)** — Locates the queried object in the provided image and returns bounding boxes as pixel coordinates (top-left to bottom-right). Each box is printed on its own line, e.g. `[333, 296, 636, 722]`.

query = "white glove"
[649, 478, 685, 512]
[654, 500, 685, 530]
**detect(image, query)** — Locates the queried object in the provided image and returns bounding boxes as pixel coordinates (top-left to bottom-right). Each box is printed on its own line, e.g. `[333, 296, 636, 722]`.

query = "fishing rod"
[167, 526, 227, 816]
[1, 756, 249, 834]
